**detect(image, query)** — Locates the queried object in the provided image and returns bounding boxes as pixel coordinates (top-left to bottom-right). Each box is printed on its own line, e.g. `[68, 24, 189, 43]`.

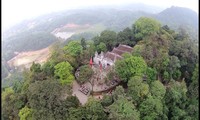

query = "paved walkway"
[72, 81, 89, 105]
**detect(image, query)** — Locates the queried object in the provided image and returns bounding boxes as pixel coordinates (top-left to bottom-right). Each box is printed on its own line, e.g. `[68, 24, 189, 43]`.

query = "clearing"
[7, 47, 51, 69]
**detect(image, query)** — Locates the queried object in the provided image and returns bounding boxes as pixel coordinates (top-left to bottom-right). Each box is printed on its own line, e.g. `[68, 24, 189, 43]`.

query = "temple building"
[93, 44, 133, 68]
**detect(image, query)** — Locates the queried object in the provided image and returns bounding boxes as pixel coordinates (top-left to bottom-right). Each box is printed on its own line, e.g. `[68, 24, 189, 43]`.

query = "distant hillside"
[2, 8, 151, 61]
[2, 4, 198, 82]
[2, 5, 198, 62]
[155, 6, 198, 40]
[156, 6, 198, 29]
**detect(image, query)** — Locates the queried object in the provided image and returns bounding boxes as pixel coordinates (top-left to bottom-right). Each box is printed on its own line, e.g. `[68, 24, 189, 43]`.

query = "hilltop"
[2, 5, 198, 81]
[2, 17, 198, 120]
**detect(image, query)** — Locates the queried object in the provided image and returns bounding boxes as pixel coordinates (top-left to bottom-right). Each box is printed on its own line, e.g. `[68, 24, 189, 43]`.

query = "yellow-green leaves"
[63, 41, 83, 57]
[18, 106, 33, 120]
[133, 17, 161, 40]
[54, 61, 74, 85]
[115, 56, 147, 82]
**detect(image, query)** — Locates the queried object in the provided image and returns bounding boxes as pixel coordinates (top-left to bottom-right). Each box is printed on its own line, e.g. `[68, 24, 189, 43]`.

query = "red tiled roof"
[105, 52, 122, 61]
[111, 48, 125, 56]
[103, 44, 133, 62]
[117, 44, 133, 53]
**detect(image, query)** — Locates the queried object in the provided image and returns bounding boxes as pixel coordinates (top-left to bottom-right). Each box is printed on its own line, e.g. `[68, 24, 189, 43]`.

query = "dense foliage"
[54, 62, 75, 85]
[77, 65, 94, 84]
[2, 6, 197, 82]
[115, 56, 147, 82]
[2, 16, 198, 120]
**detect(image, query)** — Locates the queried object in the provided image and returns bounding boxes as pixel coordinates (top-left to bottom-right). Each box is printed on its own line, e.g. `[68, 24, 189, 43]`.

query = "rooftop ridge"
[107, 51, 123, 58]
[118, 44, 133, 49]
[112, 48, 128, 55]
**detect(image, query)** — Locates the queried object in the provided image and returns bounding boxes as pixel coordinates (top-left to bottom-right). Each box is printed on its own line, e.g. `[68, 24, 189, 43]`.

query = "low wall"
[92, 81, 121, 95]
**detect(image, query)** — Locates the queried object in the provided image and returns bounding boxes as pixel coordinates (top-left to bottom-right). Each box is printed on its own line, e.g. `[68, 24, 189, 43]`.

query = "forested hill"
[2, 17, 199, 120]
[157, 6, 198, 29]
[3, 6, 197, 38]
[155, 6, 198, 40]
[2, 5, 198, 79]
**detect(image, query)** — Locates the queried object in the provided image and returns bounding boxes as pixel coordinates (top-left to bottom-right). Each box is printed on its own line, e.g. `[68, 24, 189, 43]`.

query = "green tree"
[163, 71, 170, 84]
[134, 33, 171, 77]
[186, 64, 199, 119]
[13, 81, 23, 93]
[132, 44, 143, 57]
[27, 79, 71, 120]
[162, 25, 172, 34]
[2, 59, 9, 79]
[101, 94, 113, 107]
[87, 42, 96, 55]
[92, 36, 100, 47]
[106, 68, 118, 83]
[2, 88, 21, 120]
[18, 106, 33, 120]
[112, 86, 125, 101]
[49, 41, 68, 64]
[127, 76, 150, 104]
[21, 70, 33, 92]
[2, 87, 14, 102]
[66, 54, 79, 69]
[54, 62, 74, 85]
[186, 98, 199, 120]
[96, 42, 107, 53]
[146, 67, 157, 84]
[30, 62, 41, 73]
[167, 56, 181, 80]
[63, 41, 83, 57]
[108, 96, 140, 120]
[84, 97, 107, 120]
[116, 27, 135, 46]
[99, 30, 117, 51]
[172, 70, 182, 80]
[27, 80, 63, 109]
[41, 60, 56, 77]
[79, 49, 92, 65]
[30, 71, 47, 82]
[169, 38, 198, 85]
[13, 93, 26, 110]
[150, 80, 166, 99]
[176, 26, 189, 40]
[115, 56, 147, 82]
[68, 107, 85, 120]
[164, 80, 188, 119]
[188, 64, 199, 99]
[143, 46, 169, 75]
[65, 95, 80, 108]
[81, 38, 87, 50]
[133, 17, 161, 40]
[77, 65, 94, 84]
[139, 96, 164, 120]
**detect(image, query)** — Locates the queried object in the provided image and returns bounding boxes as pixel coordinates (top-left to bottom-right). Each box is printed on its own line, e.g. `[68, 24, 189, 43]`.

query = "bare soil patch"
[7, 47, 50, 69]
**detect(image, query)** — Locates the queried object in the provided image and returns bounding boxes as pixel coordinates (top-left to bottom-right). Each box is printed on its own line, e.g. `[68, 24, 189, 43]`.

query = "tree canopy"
[139, 96, 164, 120]
[108, 96, 140, 120]
[133, 17, 161, 40]
[54, 61, 74, 85]
[99, 30, 117, 51]
[115, 56, 147, 82]
[127, 76, 150, 104]
[77, 65, 94, 84]
[2, 16, 198, 120]
[63, 41, 83, 57]
[150, 80, 166, 99]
